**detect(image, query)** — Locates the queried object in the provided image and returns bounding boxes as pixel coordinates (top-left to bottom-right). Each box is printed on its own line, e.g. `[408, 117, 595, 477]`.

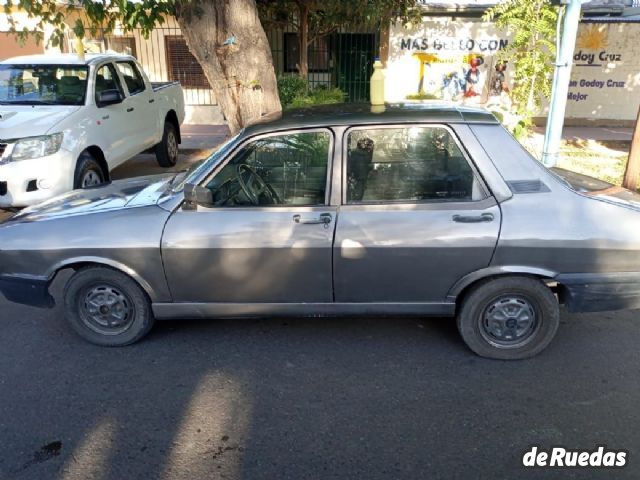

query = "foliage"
[277, 74, 309, 107]
[484, 0, 559, 124]
[2, 0, 174, 47]
[278, 76, 345, 109]
[288, 86, 345, 109]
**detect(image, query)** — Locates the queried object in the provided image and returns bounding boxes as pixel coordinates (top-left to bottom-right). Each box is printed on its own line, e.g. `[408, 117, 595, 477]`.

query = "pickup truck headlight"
[10, 133, 64, 161]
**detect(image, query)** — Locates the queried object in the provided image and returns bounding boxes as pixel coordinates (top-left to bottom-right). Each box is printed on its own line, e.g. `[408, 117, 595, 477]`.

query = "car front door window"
[206, 131, 331, 207]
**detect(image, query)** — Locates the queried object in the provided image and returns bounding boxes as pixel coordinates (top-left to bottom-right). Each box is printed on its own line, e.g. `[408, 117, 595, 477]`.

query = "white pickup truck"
[0, 53, 185, 207]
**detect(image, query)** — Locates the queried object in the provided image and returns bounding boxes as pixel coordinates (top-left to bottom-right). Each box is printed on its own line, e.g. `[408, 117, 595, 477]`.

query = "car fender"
[47, 256, 159, 301]
[447, 265, 558, 301]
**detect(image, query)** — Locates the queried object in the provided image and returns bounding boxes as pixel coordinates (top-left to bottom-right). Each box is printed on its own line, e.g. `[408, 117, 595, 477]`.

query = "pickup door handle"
[293, 213, 332, 225]
[126, 107, 135, 112]
[148, 98, 155, 103]
[452, 213, 494, 223]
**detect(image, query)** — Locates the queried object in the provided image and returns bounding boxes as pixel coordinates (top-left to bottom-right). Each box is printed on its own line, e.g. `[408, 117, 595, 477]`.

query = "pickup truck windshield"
[0, 64, 89, 106]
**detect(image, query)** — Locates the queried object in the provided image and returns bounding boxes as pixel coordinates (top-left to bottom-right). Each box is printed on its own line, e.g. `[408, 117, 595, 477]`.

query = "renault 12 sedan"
[1, 104, 639, 359]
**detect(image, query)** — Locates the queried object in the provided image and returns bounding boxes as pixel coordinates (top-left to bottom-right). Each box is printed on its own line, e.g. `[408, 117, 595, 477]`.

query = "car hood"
[0, 105, 79, 139]
[552, 167, 640, 211]
[7, 174, 174, 223]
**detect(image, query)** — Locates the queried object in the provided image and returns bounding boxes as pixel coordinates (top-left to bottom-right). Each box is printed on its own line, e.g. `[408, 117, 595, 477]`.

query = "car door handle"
[452, 213, 494, 223]
[293, 213, 332, 225]
[148, 98, 155, 103]
[127, 107, 135, 112]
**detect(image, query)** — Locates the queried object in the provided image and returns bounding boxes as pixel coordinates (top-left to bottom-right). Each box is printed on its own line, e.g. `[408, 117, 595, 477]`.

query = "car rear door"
[333, 124, 501, 304]
[161, 129, 336, 303]
[114, 60, 155, 155]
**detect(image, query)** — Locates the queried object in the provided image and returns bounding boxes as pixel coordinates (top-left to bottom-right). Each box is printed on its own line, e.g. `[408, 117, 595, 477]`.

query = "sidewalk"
[533, 126, 633, 142]
[112, 123, 229, 181]
[180, 123, 230, 152]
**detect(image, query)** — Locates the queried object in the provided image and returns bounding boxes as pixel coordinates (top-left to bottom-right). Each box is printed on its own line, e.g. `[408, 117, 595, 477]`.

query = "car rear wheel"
[74, 152, 105, 189]
[63, 267, 155, 346]
[456, 276, 560, 360]
[155, 121, 179, 168]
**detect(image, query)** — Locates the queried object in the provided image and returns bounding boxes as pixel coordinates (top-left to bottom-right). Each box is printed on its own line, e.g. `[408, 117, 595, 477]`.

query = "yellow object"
[370, 59, 385, 106]
[74, 37, 85, 61]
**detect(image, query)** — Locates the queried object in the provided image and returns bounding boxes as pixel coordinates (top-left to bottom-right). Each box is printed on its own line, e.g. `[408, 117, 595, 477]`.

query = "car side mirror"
[97, 89, 123, 108]
[184, 183, 213, 209]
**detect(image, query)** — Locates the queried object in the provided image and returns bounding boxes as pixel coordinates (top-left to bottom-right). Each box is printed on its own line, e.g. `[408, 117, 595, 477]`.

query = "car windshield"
[0, 64, 89, 106]
[171, 132, 242, 192]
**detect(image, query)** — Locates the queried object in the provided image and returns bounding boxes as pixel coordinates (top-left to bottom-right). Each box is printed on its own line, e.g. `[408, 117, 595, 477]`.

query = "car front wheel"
[63, 267, 155, 346]
[456, 276, 560, 360]
[74, 151, 105, 189]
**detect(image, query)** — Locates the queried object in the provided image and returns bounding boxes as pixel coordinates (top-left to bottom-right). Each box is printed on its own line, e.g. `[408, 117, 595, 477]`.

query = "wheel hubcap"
[80, 285, 135, 335]
[167, 131, 178, 161]
[480, 295, 538, 348]
[82, 170, 102, 188]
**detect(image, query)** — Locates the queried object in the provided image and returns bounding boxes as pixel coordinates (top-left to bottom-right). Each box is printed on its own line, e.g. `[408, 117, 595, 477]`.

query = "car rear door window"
[207, 131, 331, 207]
[115, 61, 146, 95]
[345, 126, 486, 204]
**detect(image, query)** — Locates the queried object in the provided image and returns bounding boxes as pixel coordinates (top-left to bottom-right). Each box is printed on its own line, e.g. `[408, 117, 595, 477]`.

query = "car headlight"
[10, 133, 64, 161]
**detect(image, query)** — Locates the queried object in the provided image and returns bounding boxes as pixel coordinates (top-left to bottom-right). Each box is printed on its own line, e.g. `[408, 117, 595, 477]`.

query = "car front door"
[162, 129, 336, 303]
[333, 124, 501, 305]
[92, 63, 129, 165]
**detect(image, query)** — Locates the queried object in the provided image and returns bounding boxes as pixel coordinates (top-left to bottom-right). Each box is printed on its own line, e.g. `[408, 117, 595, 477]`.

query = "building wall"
[386, 16, 640, 126]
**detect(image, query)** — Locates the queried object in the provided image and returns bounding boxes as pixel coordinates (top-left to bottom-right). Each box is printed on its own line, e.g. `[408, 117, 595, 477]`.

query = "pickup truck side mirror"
[97, 89, 123, 108]
[184, 183, 213, 209]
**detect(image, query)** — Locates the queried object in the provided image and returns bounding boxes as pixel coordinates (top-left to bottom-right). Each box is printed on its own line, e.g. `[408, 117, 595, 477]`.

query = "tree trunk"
[297, 3, 309, 79]
[623, 105, 640, 191]
[175, 0, 282, 134]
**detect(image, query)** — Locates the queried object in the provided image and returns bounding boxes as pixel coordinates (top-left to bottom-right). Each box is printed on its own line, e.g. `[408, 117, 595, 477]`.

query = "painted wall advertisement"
[387, 18, 640, 123]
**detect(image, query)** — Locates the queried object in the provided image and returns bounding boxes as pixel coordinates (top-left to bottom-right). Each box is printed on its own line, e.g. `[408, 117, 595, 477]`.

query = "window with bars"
[165, 36, 211, 89]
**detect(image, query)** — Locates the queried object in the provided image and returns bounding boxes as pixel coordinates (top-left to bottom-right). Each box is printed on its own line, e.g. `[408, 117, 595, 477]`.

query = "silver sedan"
[1, 104, 639, 359]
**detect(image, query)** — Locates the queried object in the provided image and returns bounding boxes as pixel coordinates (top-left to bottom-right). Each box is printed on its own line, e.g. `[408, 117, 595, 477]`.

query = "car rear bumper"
[0, 274, 54, 309]
[557, 273, 640, 313]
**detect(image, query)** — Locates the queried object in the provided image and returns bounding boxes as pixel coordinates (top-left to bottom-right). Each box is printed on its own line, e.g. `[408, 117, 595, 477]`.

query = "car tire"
[456, 276, 560, 360]
[74, 151, 105, 189]
[155, 121, 179, 168]
[63, 266, 155, 346]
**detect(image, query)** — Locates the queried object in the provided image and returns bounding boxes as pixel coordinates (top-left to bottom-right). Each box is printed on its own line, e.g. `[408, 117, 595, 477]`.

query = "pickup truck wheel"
[155, 121, 179, 167]
[456, 277, 560, 360]
[74, 152, 105, 189]
[63, 267, 155, 346]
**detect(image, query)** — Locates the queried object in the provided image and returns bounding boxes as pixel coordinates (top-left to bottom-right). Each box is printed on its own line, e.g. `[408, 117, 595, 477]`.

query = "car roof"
[0, 53, 136, 66]
[243, 103, 499, 136]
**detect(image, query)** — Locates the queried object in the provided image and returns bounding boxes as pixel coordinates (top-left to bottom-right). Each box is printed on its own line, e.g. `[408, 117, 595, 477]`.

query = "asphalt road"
[1, 275, 640, 479]
[1, 150, 640, 479]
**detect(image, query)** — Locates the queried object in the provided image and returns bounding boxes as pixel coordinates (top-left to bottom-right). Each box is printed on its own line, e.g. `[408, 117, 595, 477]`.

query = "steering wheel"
[235, 164, 281, 205]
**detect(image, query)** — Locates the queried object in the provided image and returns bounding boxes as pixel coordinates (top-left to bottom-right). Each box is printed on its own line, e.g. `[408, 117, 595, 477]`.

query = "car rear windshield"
[0, 64, 89, 106]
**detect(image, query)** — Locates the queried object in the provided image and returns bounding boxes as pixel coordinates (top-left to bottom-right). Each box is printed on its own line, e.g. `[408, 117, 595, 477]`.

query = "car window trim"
[115, 60, 146, 96]
[195, 127, 336, 210]
[340, 123, 491, 207]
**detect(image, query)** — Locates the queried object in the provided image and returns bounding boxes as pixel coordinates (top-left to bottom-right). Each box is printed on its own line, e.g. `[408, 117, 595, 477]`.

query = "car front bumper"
[0, 149, 75, 208]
